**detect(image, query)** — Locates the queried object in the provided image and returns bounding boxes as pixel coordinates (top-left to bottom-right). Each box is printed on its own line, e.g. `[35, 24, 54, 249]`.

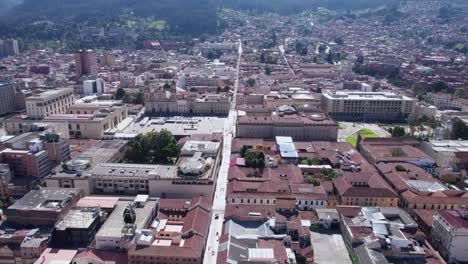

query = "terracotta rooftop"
[438, 209, 468, 229]
[402, 189, 468, 205]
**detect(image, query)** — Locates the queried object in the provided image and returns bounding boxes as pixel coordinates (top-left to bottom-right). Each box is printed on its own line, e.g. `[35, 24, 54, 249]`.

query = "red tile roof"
[438, 209, 468, 229]
[73, 249, 127, 264]
[402, 189, 468, 205]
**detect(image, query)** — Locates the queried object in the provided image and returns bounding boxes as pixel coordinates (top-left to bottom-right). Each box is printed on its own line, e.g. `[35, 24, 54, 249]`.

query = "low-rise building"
[432, 209, 468, 263]
[321, 91, 416, 121]
[145, 84, 230, 116]
[400, 189, 468, 213]
[430, 93, 465, 111]
[46, 138, 218, 197]
[415, 102, 437, 119]
[227, 164, 328, 210]
[338, 206, 427, 264]
[25, 88, 75, 119]
[237, 110, 338, 141]
[5, 187, 83, 227]
[421, 140, 468, 169]
[95, 196, 158, 250]
[5, 100, 128, 139]
[127, 196, 211, 264]
[53, 207, 101, 248]
[0, 148, 50, 178]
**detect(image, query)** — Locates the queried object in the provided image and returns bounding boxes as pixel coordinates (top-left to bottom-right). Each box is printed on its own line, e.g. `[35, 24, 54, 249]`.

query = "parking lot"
[122, 116, 227, 136]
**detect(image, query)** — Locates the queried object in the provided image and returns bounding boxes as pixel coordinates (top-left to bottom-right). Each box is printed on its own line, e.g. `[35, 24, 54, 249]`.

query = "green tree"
[395, 165, 407, 172]
[244, 150, 265, 168]
[271, 31, 277, 46]
[318, 44, 327, 53]
[392, 126, 405, 137]
[125, 129, 179, 164]
[407, 114, 421, 136]
[115, 88, 126, 100]
[207, 50, 221, 60]
[240, 145, 248, 157]
[432, 81, 450, 93]
[455, 89, 465, 98]
[265, 66, 272, 75]
[295, 41, 307, 56]
[306, 177, 320, 186]
[326, 52, 334, 64]
[451, 118, 468, 140]
[246, 78, 256, 87]
[301, 157, 321, 165]
[334, 37, 344, 45]
[356, 55, 364, 64]
[135, 92, 145, 105]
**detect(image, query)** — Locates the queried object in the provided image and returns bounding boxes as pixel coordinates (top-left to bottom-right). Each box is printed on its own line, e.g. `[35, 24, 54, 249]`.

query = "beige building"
[26, 88, 75, 119]
[237, 110, 338, 141]
[46, 139, 219, 198]
[0, 82, 15, 115]
[321, 91, 416, 121]
[6, 100, 128, 139]
[46, 162, 215, 198]
[145, 85, 230, 115]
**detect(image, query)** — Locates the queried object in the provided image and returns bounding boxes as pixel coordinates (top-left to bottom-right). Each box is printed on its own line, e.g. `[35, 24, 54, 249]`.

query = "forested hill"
[1, 0, 219, 36]
[221, 0, 392, 15]
[0, 0, 395, 50]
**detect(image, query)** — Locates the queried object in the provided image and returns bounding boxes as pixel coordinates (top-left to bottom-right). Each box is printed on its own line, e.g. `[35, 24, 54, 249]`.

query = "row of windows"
[298, 200, 324, 206]
[130, 255, 198, 262]
[232, 198, 274, 204]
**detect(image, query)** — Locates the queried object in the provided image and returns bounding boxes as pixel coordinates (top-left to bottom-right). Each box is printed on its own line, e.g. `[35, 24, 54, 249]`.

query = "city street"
[203, 39, 242, 264]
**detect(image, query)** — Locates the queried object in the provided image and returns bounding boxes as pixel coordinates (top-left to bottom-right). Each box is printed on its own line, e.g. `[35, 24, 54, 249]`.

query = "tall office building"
[75, 49, 97, 77]
[0, 39, 19, 58]
[83, 78, 105, 95]
[0, 82, 15, 115]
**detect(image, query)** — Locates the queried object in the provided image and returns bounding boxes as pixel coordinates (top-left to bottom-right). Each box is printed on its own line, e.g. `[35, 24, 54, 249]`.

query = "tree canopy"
[391, 126, 405, 137]
[243, 150, 265, 168]
[125, 129, 179, 164]
[114, 88, 126, 100]
[451, 118, 468, 140]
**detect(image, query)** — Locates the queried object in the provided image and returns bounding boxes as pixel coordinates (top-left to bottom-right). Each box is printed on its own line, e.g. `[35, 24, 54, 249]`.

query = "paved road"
[279, 44, 295, 75]
[203, 40, 242, 264]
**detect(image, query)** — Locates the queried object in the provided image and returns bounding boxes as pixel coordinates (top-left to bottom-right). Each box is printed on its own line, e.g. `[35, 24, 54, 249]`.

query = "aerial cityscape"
[0, 0, 467, 263]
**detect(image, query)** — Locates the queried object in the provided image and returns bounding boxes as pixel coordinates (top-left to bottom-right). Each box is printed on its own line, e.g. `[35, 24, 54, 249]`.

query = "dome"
[309, 114, 326, 121]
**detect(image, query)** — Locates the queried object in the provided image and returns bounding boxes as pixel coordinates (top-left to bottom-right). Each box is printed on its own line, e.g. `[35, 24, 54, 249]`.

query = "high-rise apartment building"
[0, 82, 15, 115]
[75, 49, 97, 77]
[0, 38, 19, 58]
[83, 78, 105, 95]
